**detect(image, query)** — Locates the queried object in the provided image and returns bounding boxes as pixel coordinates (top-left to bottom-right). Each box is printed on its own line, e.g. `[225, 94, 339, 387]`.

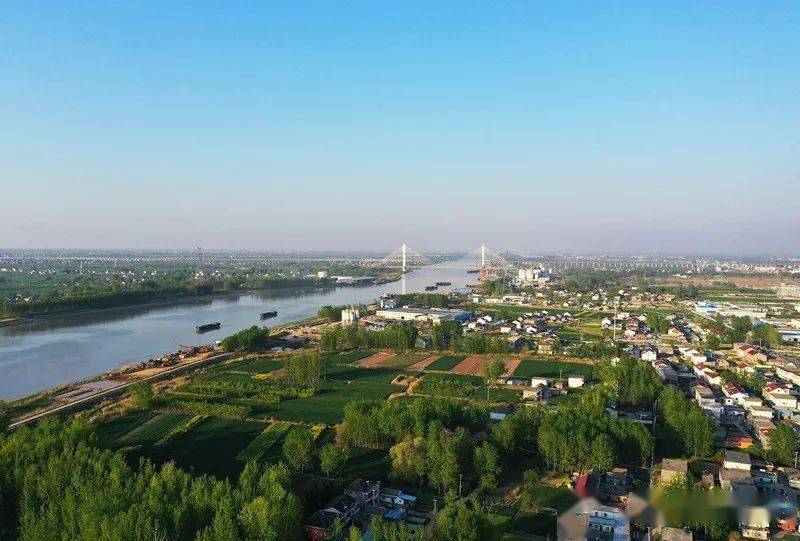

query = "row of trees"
[658, 386, 715, 457]
[282, 350, 327, 387]
[536, 405, 654, 472]
[320, 324, 419, 353]
[594, 356, 663, 408]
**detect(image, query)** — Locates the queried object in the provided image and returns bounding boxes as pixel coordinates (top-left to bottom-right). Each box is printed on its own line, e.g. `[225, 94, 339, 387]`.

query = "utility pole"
[401, 243, 407, 273]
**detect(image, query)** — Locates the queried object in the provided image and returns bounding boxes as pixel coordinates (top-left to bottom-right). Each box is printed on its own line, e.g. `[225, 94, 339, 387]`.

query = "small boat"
[260, 311, 278, 320]
[425, 285, 438, 291]
[466, 269, 479, 274]
[196, 322, 221, 333]
[435, 281, 451, 286]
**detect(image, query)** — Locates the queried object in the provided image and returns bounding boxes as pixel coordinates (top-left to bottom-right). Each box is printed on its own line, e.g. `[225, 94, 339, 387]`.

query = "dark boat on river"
[425, 285, 438, 291]
[196, 322, 221, 333]
[466, 269, 479, 274]
[435, 281, 451, 286]
[260, 311, 278, 320]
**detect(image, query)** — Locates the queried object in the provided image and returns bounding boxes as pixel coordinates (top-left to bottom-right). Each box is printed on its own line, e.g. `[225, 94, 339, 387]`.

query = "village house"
[763, 382, 797, 410]
[661, 459, 689, 484]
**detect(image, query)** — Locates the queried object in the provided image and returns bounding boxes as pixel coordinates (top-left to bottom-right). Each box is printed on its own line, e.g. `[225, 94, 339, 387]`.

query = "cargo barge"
[425, 285, 438, 291]
[196, 322, 221, 333]
[435, 281, 452, 286]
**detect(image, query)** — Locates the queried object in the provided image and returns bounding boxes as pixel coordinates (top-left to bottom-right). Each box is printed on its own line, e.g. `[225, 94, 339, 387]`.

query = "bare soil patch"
[357, 351, 397, 367]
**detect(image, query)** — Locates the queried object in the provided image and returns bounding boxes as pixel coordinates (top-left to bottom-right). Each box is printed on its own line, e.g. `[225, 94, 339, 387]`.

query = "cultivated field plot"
[357, 352, 397, 367]
[512, 359, 593, 378]
[132, 416, 268, 478]
[413, 373, 484, 399]
[376, 352, 430, 368]
[116, 412, 191, 447]
[326, 350, 375, 365]
[424, 355, 466, 372]
[407, 354, 442, 371]
[236, 422, 291, 462]
[96, 410, 157, 445]
[451, 355, 486, 375]
[248, 366, 403, 424]
[221, 357, 284, 375]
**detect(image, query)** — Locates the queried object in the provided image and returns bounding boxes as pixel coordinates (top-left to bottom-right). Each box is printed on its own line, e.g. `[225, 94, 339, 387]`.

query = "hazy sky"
[2, 2, 798, 255]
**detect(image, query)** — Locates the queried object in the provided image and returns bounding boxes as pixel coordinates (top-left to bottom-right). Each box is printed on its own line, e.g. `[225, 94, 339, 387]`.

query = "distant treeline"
[1, 275, 327, 317]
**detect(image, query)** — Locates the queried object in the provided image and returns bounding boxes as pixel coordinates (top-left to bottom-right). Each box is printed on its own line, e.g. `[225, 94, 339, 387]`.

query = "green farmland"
[425, 355, 466, 371]
[378, 352, 430, 368]
[246, 366, 403, 424]
[235, 422, 292, 462]
[127, 416, 268, 478]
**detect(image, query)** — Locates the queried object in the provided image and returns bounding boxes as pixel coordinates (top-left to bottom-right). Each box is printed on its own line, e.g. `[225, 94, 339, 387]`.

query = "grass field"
[425, 355, 466, 371]
[340, 446, 390, 480]
[524, 483, 577, 513]
[512, 512, 557, 536]
[236, 422, 292, 462]
[512, 359, 593, 378]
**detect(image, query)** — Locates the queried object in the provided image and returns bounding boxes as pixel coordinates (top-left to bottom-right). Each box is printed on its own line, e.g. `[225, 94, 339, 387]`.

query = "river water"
[0, 268, 472, 399]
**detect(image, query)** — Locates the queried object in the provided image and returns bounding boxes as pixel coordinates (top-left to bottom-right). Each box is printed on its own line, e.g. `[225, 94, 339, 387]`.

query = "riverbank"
[0, 276, 402, 328]
[0, 267, 463, 400]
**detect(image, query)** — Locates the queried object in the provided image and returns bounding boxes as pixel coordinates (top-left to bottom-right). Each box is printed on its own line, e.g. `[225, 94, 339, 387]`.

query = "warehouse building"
[374, 307, 473, 324]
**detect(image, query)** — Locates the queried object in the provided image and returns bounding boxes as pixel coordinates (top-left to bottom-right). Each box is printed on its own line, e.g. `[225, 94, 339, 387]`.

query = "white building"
[568, 375, 585, 388]
[723, 450, 752, 471]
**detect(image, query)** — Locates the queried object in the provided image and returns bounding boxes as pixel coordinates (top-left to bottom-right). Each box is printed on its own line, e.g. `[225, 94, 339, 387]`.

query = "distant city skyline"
[2, 2, 798, 254]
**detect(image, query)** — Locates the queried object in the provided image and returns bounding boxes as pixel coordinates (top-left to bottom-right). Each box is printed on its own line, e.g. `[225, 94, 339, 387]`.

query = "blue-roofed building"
[379, 487, 417, 509]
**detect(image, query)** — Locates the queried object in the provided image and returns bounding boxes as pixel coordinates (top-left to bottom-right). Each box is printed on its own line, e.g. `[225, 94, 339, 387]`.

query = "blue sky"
[1, 1, 798, 254]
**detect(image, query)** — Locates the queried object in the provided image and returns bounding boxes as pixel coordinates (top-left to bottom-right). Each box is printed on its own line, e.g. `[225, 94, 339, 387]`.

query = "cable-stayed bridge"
[374, 244, 514, 272]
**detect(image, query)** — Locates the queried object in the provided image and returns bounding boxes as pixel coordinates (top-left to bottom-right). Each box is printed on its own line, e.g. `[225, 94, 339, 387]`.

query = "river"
[0, 268, 473, 399]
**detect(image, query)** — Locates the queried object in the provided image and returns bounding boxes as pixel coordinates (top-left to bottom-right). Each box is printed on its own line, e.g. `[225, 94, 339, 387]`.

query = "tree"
[433, 496, 490, 541]
[320, 328, 338, 352]
[752, 324, 783, 348]
[348, 526, 363, 541]
[128, 381, 154, 409]
[220, 325, 270, 352]
[659, 386, 714, 457]
[769, 423, 800, 466]
[283, 351, 326, 387]
[705, 334, 720, 351]
[319, 443, 349, 478]
[473, 442, 501, 492]
[482, 358, 505, 400]
[0, 400, 9, 432]
[389, 436, 427, 485]
[646, 314, 670, 334]
[283, 428, 315, 473]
